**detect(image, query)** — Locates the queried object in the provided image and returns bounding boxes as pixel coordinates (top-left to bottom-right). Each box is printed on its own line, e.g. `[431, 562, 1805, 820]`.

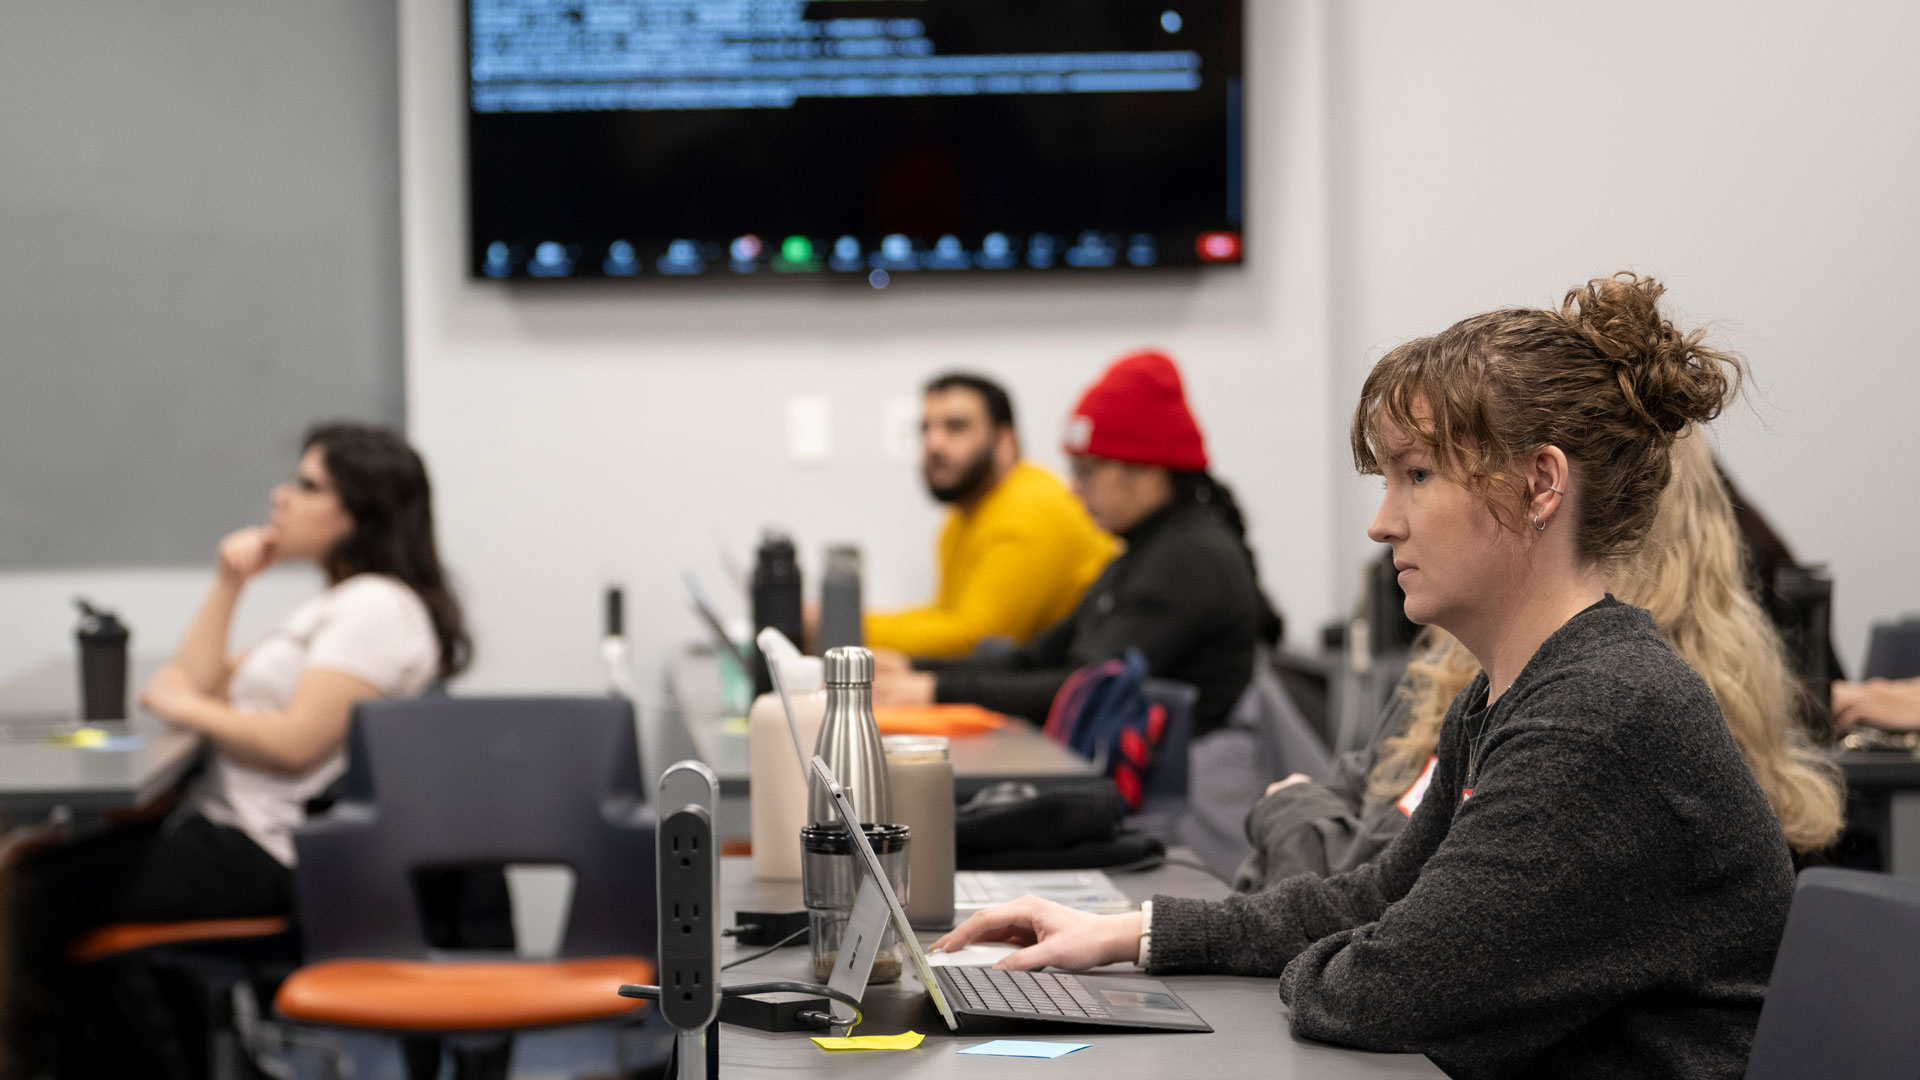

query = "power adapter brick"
[717, 990, 832, 1032]
[731, 909, 810, 947]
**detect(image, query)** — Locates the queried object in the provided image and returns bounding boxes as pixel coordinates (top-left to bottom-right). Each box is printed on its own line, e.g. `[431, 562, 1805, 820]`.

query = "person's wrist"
[1129, 906, 1150, 967]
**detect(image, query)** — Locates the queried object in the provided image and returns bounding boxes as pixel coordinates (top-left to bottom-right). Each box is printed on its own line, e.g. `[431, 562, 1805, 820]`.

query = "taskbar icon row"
[478, 230, 1243, 279]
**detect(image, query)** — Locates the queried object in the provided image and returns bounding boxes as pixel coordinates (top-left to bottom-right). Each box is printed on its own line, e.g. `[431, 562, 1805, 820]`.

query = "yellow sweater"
[866, 462, 1116, 658]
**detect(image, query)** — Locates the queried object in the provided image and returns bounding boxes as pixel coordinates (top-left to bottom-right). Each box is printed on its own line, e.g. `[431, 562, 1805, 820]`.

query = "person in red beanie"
[874, 349, 1281, 737]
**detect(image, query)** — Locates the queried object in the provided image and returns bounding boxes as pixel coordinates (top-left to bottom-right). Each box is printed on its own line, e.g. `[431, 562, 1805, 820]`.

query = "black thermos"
[74, 598, 130, 722]
[749, 531, 804, 695]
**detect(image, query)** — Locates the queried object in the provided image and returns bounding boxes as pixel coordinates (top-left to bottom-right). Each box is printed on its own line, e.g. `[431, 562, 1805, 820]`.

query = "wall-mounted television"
[467, 0, 1245, 282]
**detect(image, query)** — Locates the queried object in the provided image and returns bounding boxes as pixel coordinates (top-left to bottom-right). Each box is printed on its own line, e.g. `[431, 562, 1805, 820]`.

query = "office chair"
[271, 696, 658, 1080]
[1270, 645, 1336, 749]
[1744, 867, 1920, 1079]
[1164, 658, 1338, 878]
[1138, 678, 1198, 806]
[1863, 617, 1920, 680]
[1240, 654, 1334, 785]
[68, 917, 290, 964]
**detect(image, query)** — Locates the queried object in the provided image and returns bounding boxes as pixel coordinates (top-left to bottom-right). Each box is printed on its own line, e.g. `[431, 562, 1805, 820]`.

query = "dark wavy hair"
[1172, 470, 1284, 646]
[305, 423, 472, 680]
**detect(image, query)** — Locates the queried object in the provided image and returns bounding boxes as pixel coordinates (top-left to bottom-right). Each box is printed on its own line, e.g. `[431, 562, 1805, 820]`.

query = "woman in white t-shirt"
[12, 423, 468, 1074]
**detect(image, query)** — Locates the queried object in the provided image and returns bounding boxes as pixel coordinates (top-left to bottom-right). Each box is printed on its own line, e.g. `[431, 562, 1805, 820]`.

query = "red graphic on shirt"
[1397, 754, 1439, 817]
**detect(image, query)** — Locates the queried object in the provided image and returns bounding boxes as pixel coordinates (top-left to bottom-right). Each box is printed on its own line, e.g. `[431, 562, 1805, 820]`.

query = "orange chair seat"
[275, 956, 655, 1032]
[69, 917, 291, 963]
[873, 703, 1007, 737]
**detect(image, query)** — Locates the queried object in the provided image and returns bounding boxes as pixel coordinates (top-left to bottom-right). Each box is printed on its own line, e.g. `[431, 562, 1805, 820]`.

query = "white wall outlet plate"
[787, 395, 832, 467]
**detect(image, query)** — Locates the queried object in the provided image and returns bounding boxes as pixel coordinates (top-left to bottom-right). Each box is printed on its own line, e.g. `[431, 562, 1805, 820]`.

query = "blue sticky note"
[957, 1040, 1089, 1059]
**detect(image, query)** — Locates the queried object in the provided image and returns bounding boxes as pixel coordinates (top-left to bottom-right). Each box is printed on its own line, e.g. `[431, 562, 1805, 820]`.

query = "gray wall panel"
[0, 1, 402, 567]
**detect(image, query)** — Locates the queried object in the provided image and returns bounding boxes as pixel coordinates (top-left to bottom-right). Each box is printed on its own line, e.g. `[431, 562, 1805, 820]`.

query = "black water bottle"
[74, 598, 130, 722]
[749, 531, 804, 695]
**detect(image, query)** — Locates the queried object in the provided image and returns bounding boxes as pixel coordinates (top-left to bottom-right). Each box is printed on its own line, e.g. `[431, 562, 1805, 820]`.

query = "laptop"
[811, 756, 1211, 1034]
[955, 870, 1135, 915]
[0, 712, 84, 743]
[681, 571, 754, 672]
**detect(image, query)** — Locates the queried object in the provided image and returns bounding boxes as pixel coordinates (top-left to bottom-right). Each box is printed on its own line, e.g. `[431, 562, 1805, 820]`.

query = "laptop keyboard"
[954, 873, 994, 906]
[945, 966, 1111, 1019]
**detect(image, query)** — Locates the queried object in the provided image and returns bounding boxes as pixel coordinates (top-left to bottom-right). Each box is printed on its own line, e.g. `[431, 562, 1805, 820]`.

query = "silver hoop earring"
[1547, 484, 1564, 495]
[1531, 514, 1547, 532]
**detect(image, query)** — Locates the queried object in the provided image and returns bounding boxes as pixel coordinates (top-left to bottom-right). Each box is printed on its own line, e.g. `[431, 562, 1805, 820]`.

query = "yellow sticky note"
[50, 727, 107, 748]
[811, 1030, 925, 1052]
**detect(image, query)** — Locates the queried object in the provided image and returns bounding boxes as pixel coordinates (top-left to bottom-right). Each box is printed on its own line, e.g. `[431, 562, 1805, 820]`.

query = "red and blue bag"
[1042, 648, 1167, 811]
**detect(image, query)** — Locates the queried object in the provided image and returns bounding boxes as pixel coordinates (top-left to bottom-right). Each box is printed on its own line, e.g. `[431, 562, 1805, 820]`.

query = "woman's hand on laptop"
[1832, 677, 1920, 732]
[931, 896, 1143, 972]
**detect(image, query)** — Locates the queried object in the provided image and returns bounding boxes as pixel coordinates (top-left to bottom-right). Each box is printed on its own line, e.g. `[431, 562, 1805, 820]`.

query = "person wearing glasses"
[10, 422, 470, 1076]
[874, 350, 1282, 738]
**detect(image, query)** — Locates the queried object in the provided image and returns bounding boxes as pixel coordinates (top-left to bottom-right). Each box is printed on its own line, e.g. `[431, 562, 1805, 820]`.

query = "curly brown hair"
[1351, 272, 1743, 563]
[1369, 430, 1845, 853]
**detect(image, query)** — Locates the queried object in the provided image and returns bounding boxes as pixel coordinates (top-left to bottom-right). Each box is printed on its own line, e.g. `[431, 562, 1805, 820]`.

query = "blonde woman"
[1236, 429, 1844, 890]
[937, 273, 1795, 1077]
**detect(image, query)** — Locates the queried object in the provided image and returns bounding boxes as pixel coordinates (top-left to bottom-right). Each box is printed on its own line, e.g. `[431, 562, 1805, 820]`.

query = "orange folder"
[871, 704, 1008, 737]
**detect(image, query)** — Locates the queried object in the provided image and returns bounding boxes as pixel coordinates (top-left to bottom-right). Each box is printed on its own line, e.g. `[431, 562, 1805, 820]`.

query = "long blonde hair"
[1369, 428, 1845, 853]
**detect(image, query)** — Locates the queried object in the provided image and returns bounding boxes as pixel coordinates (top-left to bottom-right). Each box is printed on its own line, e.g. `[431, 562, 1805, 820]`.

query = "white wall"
[1321, 0, 1920, 673]
[9, 3, 1912, 700]
[0, 567, 320, 685]
[398, 0, 1338, 692]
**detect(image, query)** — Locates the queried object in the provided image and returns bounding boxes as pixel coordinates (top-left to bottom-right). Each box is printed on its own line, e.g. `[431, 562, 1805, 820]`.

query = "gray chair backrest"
[1745, 867, 1920, 1079]
[1234, 653, 1334, 785]
[290, 696, 656, 964]
[1863, 618, 1920, 680]
[1140, 678, 1199, 801]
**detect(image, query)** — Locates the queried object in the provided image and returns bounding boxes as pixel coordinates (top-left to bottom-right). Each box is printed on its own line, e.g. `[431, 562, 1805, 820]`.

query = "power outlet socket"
[658, 802, 720, 1032]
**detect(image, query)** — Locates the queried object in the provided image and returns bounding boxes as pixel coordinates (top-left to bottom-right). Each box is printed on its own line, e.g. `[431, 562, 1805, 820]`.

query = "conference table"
[0, 656, 200, 824]
[714, 854, 1443, 1078]
[665, 646, 1096, 800]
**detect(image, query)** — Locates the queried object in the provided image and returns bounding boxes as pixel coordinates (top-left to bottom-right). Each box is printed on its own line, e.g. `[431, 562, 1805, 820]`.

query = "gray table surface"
[713, 856, 1442, 1078]
[669, 647, 1096, 798]
[0, 656, 202, 821]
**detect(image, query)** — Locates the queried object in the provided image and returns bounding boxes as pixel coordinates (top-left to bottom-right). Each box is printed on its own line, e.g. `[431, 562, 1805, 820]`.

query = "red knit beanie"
[1063, 350, 1208, 471]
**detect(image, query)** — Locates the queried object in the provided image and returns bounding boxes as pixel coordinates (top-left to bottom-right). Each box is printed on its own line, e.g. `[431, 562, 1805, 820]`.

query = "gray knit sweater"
[1149, 598, 1794, 1079]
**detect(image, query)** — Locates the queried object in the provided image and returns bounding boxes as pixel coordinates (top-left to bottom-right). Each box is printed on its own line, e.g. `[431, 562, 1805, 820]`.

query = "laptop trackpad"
[1072, 974, 1212, 1031]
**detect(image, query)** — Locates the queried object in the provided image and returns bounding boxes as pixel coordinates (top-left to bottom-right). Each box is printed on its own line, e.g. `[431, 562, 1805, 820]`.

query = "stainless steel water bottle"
[807, 646, 892, 827]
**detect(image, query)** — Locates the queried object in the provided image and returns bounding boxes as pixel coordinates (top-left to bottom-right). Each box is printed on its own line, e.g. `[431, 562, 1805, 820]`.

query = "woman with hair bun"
[936, 274, 1795, 1079]
[1237, 426, 1845, 888]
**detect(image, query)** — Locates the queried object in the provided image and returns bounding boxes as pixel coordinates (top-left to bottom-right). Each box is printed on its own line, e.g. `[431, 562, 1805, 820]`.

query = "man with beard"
[864, 373, 1115, 658]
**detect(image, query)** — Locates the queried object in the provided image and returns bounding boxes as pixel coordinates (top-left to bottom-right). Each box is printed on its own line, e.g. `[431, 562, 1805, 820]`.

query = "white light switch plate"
[787, 395, 832, 467]
[882, 396, 919, 461]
